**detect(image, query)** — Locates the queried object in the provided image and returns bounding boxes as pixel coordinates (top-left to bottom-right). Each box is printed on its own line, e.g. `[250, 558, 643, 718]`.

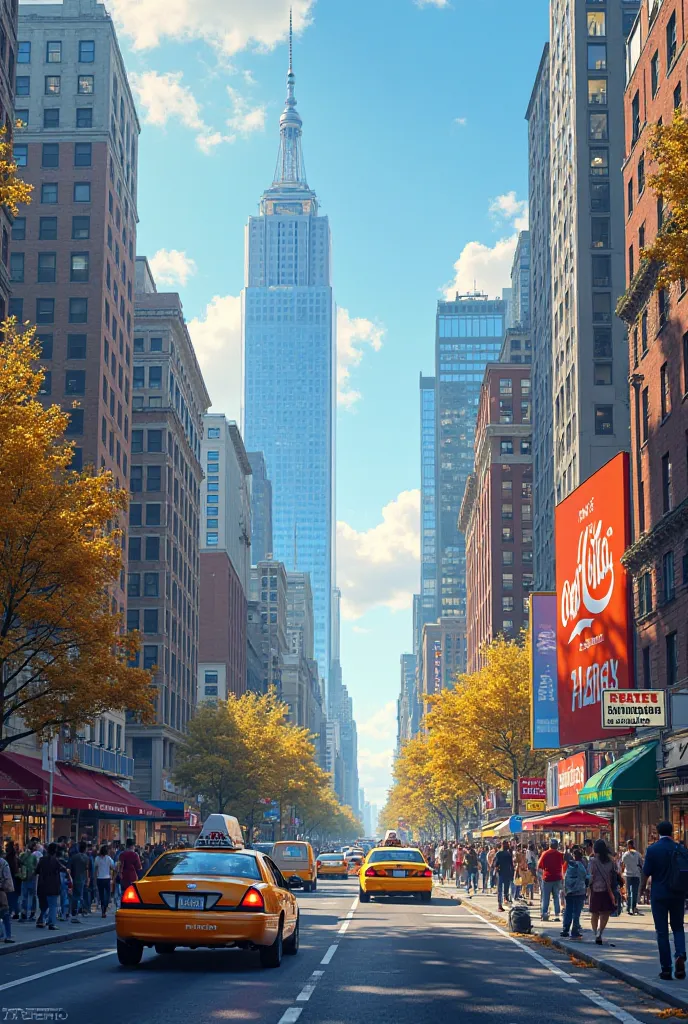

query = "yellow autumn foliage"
[643, 109, 688, 287]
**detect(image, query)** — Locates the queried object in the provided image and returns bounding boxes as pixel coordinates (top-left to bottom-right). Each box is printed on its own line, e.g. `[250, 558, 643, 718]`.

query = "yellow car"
[316, 852, 349, 879]
[116, 815, 299, 969]
[347, 852, 364, 876]
[359, 846, 433, 903]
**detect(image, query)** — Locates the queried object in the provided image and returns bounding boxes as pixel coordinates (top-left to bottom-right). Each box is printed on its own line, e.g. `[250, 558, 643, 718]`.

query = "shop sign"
[556, 453, 634, 745]
[433, 641, 442, 693]
[664, 737, 688, 772]
[518, 777, 547, 800]
[602, 690, 666, 729]
[529, 593, 559, 748]
[557, 752, 587, 806]
[525, 800, 546, 812]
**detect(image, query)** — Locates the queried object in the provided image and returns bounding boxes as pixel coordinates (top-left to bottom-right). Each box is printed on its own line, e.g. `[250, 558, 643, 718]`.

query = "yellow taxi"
[347, 851, 364, 876]
[271, 841, 317, 892]
[316, 851, 349, 879]
[358, 845, 433, 903]
[115, 814, 299, 969]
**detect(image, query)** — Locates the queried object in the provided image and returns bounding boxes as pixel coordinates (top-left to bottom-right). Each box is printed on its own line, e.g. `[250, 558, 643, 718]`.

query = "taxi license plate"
[177, 895, 204, 910]
[392, 870, 406, 878]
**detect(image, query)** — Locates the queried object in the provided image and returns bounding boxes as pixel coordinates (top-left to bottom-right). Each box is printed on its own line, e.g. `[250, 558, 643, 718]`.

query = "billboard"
[555, 453, 633, 746]
[518, 777, 547, 800]
[557, 752, 587, 806]
[602, 690, 666, 729]
[530, 593, 559, 748]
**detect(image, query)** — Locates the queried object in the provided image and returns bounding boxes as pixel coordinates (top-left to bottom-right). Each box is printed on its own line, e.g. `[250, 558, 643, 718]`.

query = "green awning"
[578, 742, 659, 807]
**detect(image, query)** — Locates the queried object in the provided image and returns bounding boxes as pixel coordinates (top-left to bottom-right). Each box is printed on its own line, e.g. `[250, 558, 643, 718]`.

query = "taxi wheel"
[284, 913, 300, 955]
[155, 943, 176, 954]
[117, 939, 143, 967]
[359, 888, 370, 904]
[420, 892, 432, 903]
[259, 922, 283, 968]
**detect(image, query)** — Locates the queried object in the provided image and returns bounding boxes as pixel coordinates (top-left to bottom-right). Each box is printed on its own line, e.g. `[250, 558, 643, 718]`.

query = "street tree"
[642, 109, 688, 287]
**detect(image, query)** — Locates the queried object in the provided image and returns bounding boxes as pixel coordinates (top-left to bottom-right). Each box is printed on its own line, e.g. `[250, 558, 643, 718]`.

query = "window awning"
[578, 742, 659, 808]
[0, 752, 164, 819]
[522, 809, 612, 831]
[480, 819, 509, 837]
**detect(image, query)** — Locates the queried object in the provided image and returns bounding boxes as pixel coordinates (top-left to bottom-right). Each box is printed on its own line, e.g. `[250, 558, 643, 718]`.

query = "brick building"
[0, 0, 17, 315]
[460, 363, 533, 673]
[127, 261, 209, 803]
[619, 0, 688, 695]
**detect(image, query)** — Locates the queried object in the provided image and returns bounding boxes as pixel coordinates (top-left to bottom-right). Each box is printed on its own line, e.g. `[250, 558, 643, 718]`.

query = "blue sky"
[64, 0, 550, 805]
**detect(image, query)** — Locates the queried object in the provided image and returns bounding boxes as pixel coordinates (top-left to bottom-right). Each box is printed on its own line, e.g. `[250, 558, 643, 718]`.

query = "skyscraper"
[435, 294, 505, 627]
[247, 451, 273, 564]
[419, 375, 437, 627]
[243, 28, 334, 683]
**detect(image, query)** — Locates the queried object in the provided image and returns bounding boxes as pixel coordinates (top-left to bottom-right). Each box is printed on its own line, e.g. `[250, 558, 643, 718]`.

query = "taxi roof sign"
[195, 813, 244, 849]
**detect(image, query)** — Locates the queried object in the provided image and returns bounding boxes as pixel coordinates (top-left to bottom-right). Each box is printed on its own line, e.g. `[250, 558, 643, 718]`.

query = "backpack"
[508, 903, 532, 934]
[670, 842, 688, 895]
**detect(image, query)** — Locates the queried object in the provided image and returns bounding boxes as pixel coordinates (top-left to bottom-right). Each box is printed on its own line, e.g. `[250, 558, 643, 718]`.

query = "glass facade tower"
[243, 45, 334, 681]
[436, 295, 505, 623]
[420, 376, 437, 627]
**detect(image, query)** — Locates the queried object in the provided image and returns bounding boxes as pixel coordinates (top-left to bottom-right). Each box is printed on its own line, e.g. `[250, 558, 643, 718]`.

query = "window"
[662, 453, 673, 513]
[500, 378, 513, 395]
[592, 255, 611, 288]
[46, 41, 61, 63]
[659, 288, 669, 329]
[661, 362, 671, 419]
[502, 596, 514, 613]
[65, 409, 84, 436]
[500, 439, 514, 456]
[133, 336, 144, 353]
[8, 298, 23, 322]
[69, 298, 88, 323]
[629, 244, 635, 280]
[627, 178, 634, 219]
[674, 81, 683, 110]
[499, 400, 513, 423]
[520, 438, 531, 456]
[44, 75, 60, 95]
[15, 76, 29, 97]
[502, 573, 514, 591]
[590, 181, 610, 212]
[206, 533, 219, 547]
[146, 503, 161, 526]
[591, 218, 610, 248]
[37, 335, 53, 359]
[13, 144, 27, 167]
[143, 609, 159, 635]
[588, 43, 606, 70]
[37, 252, 56, 283]
[79, 40, 95, 63]
[588, 78, 607, 105]
[72, 216, 90, 240]
[663, 550, 676, 603]
[587, 11, 605, 35]
[65, 370, 85, 395]
[595, 405, 613, 435]
[131, 429, 143, 454]
[667, 631, 679, 687]
[638, 156, 645, 194]
[17, 41, 30, 63]
[37, 216, 57, 241]
[651, 50, 660, 95]
[147, 429, 163, 452]
[631, 90, 640, 143]
[70, 253, 89, 282]
[150, 337, 163, 352]
[642, 310, 649, 354]
[14, 108, 28, 129]
[127, 573, 140, 598]
[126, 609, 139, 632]
[130, 467, 143, 494]
[78, 75, 94, 94]
[36, 298, 55, 324]
[43, 108, 59, 129]
[207, 427, 221, 439]
[594, 363, 612, 385]
[41, 182, 58, 204]
[143, 645, 158, 671]
[9, 252, 23, 282]
[11, 218, 25, 244]
[502, 550, 514, 565]
[145, 536, 160, 561]
[148, 366, 162, 389]
[75, 107, 93, 129]
[133, 366, 145, 389]
[592, 292, 611, 324]
[667, 11, 677, 67]
[502, 526, 514, 543]
[501, 503, 513, 520]
[73, 182, 91, 203]
[147, 466, 162, 491]
[144, 572, 159, 598]
[589, 111, 608, 142]
[74, 141, 91, 166]
[641, 387, 649, 443]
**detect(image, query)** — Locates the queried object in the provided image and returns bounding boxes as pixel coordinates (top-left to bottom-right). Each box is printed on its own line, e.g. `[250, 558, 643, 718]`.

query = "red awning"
[0, 752, 165, 819]
[522, 809, 612, 831]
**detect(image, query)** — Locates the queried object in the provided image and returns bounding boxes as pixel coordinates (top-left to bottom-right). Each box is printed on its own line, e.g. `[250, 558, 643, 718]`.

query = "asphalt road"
[0, 879, 680, 1023]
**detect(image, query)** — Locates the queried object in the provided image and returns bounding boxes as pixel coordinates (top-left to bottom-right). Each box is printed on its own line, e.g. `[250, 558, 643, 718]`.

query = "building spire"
[272, 7, 308, 188]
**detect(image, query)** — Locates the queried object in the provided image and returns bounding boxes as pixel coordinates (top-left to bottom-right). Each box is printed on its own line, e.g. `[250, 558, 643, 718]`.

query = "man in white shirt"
[622, 839, 644, 915]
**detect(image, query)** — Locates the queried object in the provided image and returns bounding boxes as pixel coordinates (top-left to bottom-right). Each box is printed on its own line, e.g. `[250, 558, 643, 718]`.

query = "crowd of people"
[0, 836, 175, 943]
[425, 822, 688, 981]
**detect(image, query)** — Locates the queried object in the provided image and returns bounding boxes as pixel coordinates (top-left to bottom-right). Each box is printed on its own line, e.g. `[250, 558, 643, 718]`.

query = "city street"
[0, 880, 681, 1023]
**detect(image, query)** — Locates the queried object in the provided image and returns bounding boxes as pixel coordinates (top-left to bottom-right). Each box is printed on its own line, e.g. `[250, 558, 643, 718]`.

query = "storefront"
[658, 733, 688, 844]
[578, 741, 661, 850]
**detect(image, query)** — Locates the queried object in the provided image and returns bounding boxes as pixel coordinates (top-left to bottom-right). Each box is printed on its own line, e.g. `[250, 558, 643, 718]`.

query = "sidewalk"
[435, 882, 688, 1011]
[0, 915, 115, 956]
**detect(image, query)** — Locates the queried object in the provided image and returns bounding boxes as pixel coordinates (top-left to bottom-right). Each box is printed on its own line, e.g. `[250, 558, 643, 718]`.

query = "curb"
[433, 888, 688, 1013]
[0, 922, 115, 956]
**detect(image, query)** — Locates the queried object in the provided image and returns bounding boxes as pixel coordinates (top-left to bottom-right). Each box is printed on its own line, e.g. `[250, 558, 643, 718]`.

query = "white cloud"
[416, 0, 450, 7]
[227, 87, 266, 136]
[188, 295, 243, 421]
[454, 116, 468, 126]
[358, 702, 398, 743]
[489, 190, 529, 231]
[149, 249, 197, 287]
[337, 308, 384, 410]
[351, 625, 371, 635]
[106, 0, 315, 54]
[358, 747, 395, 805]
[337, 490, 420, 620]
[444, 236, 519, 299]
[130, 70, 230, 153]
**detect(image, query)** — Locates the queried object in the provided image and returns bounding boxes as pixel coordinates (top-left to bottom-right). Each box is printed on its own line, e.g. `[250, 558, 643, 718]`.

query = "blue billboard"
[530, 593, 560, 749]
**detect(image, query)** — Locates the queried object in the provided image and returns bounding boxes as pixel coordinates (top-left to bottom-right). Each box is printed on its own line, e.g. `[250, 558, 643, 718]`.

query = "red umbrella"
[522, 809, 612, 831]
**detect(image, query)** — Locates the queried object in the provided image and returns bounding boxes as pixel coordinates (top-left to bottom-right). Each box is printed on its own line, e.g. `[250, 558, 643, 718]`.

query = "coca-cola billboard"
[555, 453, 633, 745]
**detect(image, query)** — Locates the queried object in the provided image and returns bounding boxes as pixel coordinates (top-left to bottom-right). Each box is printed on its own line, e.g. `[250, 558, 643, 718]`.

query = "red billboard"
[555, 453, 633, 746]
[557, 752, 587, 806]
[518, 777, 546, 800]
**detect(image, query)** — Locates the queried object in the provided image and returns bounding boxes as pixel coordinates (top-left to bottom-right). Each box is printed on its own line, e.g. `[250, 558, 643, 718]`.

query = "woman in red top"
[117, 839, 142, 891]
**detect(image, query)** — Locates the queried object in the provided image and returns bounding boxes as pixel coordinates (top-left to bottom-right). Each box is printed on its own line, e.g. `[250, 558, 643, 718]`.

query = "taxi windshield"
[277, 844, 308, 858]
[368, 849, 424, 864]
[147, 852, 262, 880]
[318, 854, 344, 862]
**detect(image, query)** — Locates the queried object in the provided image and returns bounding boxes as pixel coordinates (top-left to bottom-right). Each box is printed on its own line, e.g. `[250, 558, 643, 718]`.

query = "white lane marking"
[296, 970, 324, 1003]
[278, 1010, 303, 1024]
[460, 905, 579, 985]
[345, 910, 355, 919]
[580, 989, 644, 1024]
[338, 919, 350, 935]
[320, 944, 338, 965]
[0, 950, 117, 991]
[350, 897, 359, 911]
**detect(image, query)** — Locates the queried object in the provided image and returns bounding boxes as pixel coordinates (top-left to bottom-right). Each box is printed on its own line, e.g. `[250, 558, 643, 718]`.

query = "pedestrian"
[639, 820, 687, 981]
[68, 842, 90, 923]
[495, 839, 514, 912]
[561, 846, 588, 939]
[4, 841, 21, 921]
[0, 849, 15, 943]
[479, 845, 489, 893]
[622, 841, 644, 909]
[57, 843, 70, 921]
[589, 838, 617, 946]
[94, 844, 115, 917]
[117, 837, 142, 894]
[538, 838, 565, 922]
[439, 841, 452, 883]
[465, 844, 479, 897]
[487, 844, 497, 890]
[18, 840, 39, 920]
[36, 843, 66, 931]
[526, 843, 538, 904]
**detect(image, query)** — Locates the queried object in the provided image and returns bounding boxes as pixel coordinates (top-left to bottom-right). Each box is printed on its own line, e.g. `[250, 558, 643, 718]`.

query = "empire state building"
[243, 31, 334, 687]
